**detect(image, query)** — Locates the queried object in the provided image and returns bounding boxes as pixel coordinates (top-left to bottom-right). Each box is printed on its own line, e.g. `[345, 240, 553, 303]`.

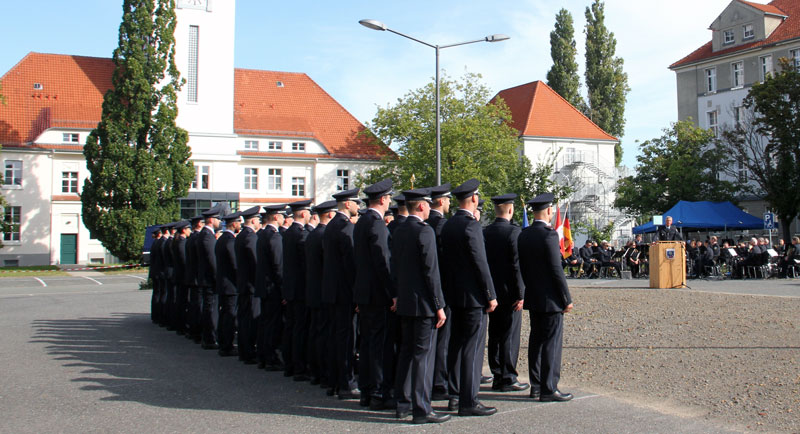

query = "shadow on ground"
[30, 314, 398, 423]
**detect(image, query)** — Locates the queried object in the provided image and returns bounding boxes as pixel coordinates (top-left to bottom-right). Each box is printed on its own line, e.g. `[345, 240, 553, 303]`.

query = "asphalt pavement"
[1, 274, 783, 433]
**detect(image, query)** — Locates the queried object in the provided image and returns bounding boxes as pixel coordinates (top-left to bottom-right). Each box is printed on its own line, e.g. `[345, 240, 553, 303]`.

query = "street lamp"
[359, 19, 509, 185]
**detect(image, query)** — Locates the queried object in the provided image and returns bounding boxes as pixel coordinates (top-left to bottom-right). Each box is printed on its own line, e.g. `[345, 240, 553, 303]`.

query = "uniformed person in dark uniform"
[305, 200, 337, 387]
[384, 207, 395, 226]
[656, 216, 683, 241]
[518, 193, 574, 402]
[171, 220, 191, 335]
[235, 206, 262, 364]
[256, 204, 286, 370]
[283, 199, 313, 380]
[196, 204, 223, 350]
[150, 227, 164, 325]
[216, 211, 241, 357]
[484, 194, 529, 392]
[162, 223, 177, 330]
[185, 215, 205, 343]
[391, 187, 450, 424]
[386, 194, 407, 235]
[425, 183, 452, 401]
[321, 187, 361, 399]
[440, 178, 498, 416]
[353, 179, 394, 409]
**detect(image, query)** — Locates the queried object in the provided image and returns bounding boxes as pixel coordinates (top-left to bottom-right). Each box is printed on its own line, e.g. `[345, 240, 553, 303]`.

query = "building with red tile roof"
[0, 2, 389, 266]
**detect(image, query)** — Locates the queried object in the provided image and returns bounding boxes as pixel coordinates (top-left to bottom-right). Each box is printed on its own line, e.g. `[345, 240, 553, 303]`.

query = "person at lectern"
[655, 216, 683, 242]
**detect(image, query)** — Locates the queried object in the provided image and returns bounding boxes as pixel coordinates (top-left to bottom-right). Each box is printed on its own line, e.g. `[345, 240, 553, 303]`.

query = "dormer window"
[291, 142, 306, 152]
[743, 24, 754, 40]
[244, 140, 259, 150]
[63, 133, 79, 143]
[723, 29, 735, 45]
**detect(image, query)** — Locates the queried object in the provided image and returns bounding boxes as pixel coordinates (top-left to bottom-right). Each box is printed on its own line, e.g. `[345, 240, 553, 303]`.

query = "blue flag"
[522, 204, 529, 228]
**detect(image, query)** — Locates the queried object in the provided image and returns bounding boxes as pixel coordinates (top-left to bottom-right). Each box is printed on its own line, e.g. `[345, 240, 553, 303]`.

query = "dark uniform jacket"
[387, 214, 407, 236]
[171, 235, 187, 286]
[162, 236, 175, 282]
[321, 212, 356, 305]
[305, 223, 327, 308]
[440, 209, 497, 308]
[391, 216, 444, 317]
[150, 237, 163, 280]
[235, 226, 259, 295]
[215, 230, 237, 296]
[578, 245, 594, 263]
[656, 225, 682, 241]
[519, 221, 572, 313]
[282, 222, 309, 302]
[195, 227, 217, 288]
[256, 225, 283, 300]
[353, 209, 392, 306]
[184, 231, 199, 287]
[483, 218, 524, 304]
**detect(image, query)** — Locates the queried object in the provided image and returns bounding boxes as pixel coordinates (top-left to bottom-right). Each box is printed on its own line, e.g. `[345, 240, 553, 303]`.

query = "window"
[723, 29, 735, 44]
[737, 158, 748, 182]
[267, 168, 282, 191]
[3, 206, 21, 242]
[291, 177, 306, 197]
[760, 55, 772, 80]
[336, 169, 349, 191]
[707, 110, 718, 137]
[268, 141, 282, 151]
[743, 24, 754, 40]
[705, 67, 716, 93]
[244, 140, 259, 150]
[61, 172, 78, 193]
[62, 133, 79, 143]
[4, 259, 19, 267]
[4, 160, 22, 186]
[734, 106, 746, 128]
[187, 25, 199, 103]
[244, 168, 258, 190]
[732, 61, 744, 88]
[790, 49, 800, 70]
[291, 142, 305, 152]
[564, 147, 576, 164]
[192, 165, 209, 190]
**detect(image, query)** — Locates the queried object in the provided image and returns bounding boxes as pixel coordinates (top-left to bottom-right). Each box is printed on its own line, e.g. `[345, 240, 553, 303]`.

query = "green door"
[61, 234, 77, 265]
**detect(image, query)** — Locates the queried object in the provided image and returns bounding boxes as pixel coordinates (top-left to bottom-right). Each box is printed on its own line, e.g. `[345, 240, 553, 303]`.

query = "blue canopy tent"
[632, 201, 764, 234]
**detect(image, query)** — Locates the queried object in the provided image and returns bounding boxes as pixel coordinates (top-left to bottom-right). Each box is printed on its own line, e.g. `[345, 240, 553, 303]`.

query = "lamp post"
[359, 19, 509, 185]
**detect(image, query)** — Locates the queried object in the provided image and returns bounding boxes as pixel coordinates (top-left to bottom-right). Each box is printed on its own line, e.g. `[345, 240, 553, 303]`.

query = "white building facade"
[0, 0, 386, 266]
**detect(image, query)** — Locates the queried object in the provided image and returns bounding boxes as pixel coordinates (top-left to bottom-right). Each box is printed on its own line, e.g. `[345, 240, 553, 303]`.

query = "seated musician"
[694, 240, 715, 277]
[623, 241, 642, 278]
[562, 252, 583, 278]
[599, 241, 621, 277]
[734, 237, 763, 278]
[777, 237, 800, 277]
[579, 240, 599, 278]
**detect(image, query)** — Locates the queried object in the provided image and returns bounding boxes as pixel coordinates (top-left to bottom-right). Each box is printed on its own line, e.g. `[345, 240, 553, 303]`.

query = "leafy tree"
[82, 0, 194, 262]
[360, 72, 570, 223]
[717, 58, 800, 245]
[614, 120, 744, 221]
[547, 9, 586, 111]
[573, 218, 616, 243]
[585, 0, 630, 166]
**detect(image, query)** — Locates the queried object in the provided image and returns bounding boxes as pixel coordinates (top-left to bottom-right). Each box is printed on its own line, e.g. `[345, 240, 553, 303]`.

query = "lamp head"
[486, 34, 510, 42]
[359, 19, 387, 31]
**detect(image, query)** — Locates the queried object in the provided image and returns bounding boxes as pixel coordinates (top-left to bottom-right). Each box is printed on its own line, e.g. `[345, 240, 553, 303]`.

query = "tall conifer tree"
[584, 0, 629, 166]
[546, 9, 585, 111]
[82, 0, 193, 261]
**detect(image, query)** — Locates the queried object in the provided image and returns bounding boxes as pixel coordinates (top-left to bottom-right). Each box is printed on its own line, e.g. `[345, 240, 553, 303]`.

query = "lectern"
[649, 241, 686, 289]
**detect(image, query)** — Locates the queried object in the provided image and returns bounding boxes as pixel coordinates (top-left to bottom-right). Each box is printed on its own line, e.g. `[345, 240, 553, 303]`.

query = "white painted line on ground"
[0, 289, 131, 298]
[33, 277, 47, 287]
[124, 274, 146, 281]
[81, 275, 103, 286]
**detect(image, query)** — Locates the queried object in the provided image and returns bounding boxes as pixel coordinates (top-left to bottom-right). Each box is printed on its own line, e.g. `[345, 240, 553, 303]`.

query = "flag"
[554, 205, 564, 255]
[562, 214, 574, 258]
[521, 197, 529, 228]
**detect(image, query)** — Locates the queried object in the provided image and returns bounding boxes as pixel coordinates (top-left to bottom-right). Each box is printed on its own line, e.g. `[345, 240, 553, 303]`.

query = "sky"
[0, 0, 735, 168]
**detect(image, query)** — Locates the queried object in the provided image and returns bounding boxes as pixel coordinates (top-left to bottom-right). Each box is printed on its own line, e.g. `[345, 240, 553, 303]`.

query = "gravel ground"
[515, 288, 800, 433]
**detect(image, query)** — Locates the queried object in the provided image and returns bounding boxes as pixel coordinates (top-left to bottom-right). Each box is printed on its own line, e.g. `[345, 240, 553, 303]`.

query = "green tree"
[585, 0, 630, 166]
[614, 120, 744, 220]
[547, 9, 586, 111]
[717, 58, 800, 245]
[361, 72, 570, 223]
[82, 0, 193, 262]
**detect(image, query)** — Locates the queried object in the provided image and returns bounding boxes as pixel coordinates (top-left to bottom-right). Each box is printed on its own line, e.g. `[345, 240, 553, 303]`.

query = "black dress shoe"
[412, 411, 451, 424]
[326, 387, 336, 397]
[283, 370, 293, 377]
[310, 378, 321, 385]
[359, 395, 371, 407]
[491, 381, 503, 391]
[338, 388, 361, 400]
[242, 358, 258, 365]
[201, 343, 219, 350]
[529, 387, 541, 400]
[447, 397, 459, 412]
[395, 410, 409, 419]
[431, 387, 449, 401]
[539, 390, 573, 402]
[257, 361, 266, 369]
[458, 402, 497, 417]
[501, 381, 531, 392]
[480, 375, 493, 384]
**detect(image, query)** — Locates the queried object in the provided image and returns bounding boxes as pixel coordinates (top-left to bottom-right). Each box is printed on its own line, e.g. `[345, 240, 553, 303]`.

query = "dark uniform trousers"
[488, 303, 522, 384]
[237, 294, 259, 361]
[201, 287, 218, 346]
[280, 303, 294, 373]
[188, 286, 203, 341]
[447, 307, 487, 408]
[217, 294, 237, 352]
[528, 312, 564, 395]
[151, 278, 162, 324]
[306, 307, 327, 383]
[290, 301, 310, 375]
[160, 276, 172, 326]
[164, 275, 176, 329]
[333, 304, 358, 391]
[358, 305, 391, 399]
[257, 297, 283, 365]
[433, 305, 451, 391]
[174, 283, 189, 333]
[395, 316, 438, 418]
